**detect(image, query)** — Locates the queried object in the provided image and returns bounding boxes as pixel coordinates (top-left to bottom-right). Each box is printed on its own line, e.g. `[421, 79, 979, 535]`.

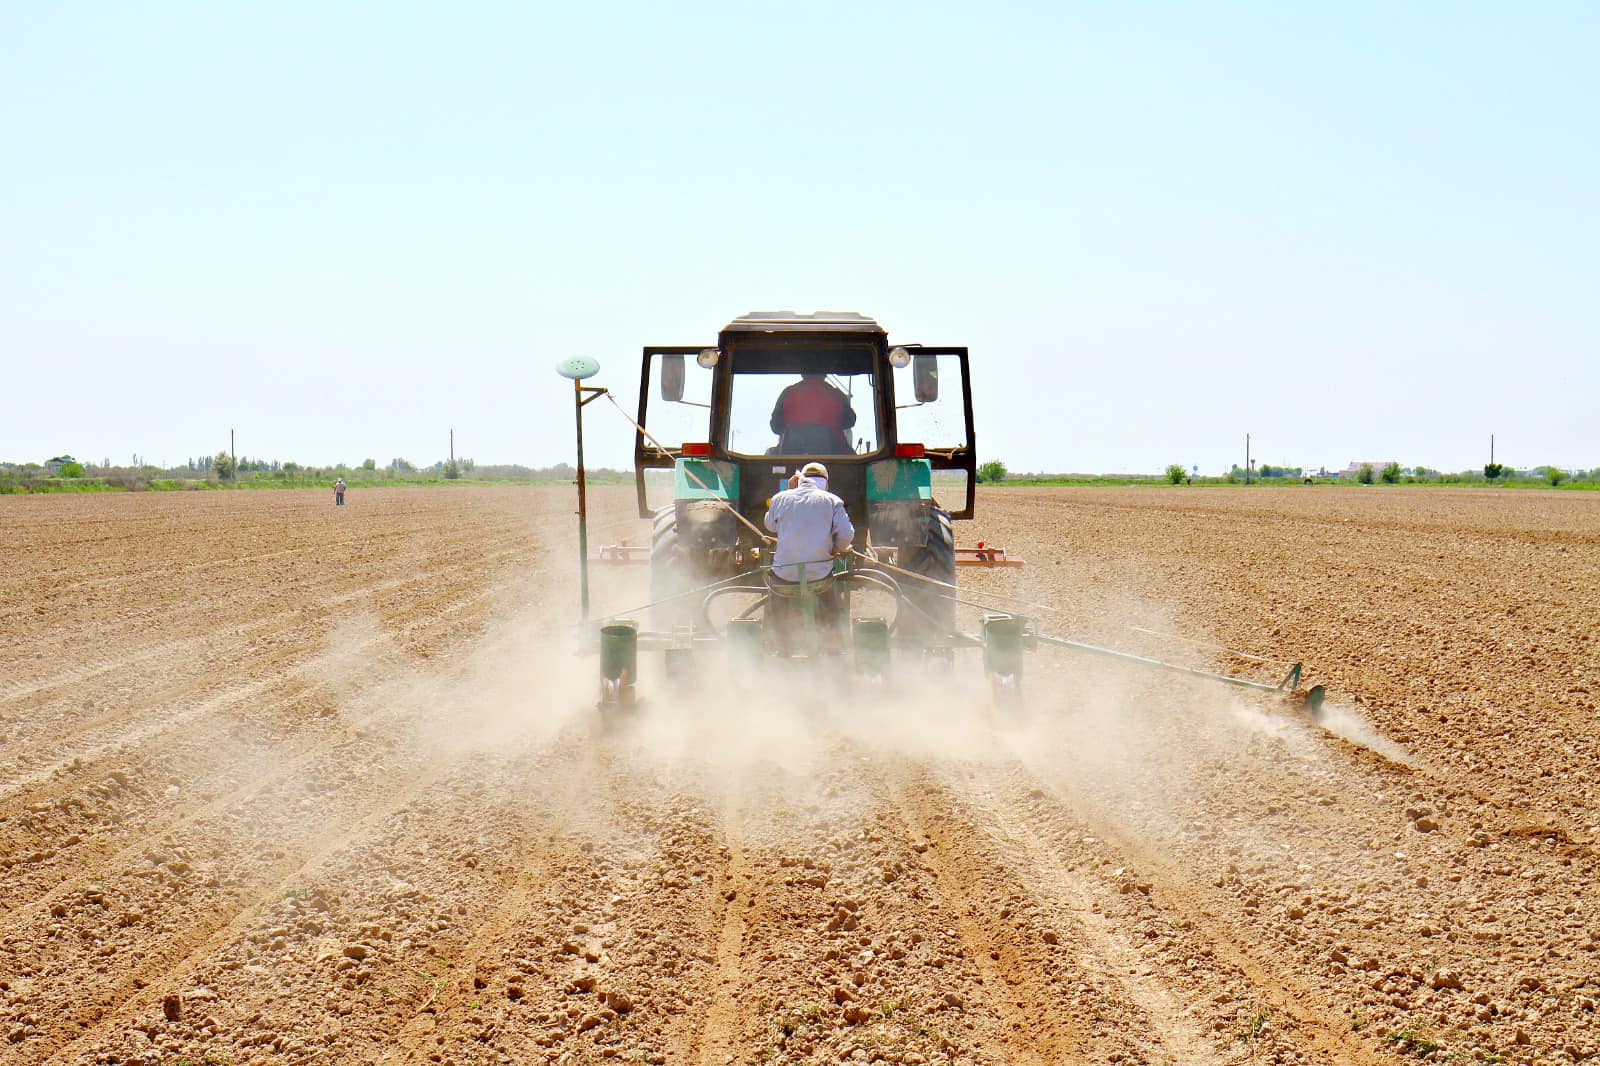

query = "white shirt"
[763, 477, 854, 582]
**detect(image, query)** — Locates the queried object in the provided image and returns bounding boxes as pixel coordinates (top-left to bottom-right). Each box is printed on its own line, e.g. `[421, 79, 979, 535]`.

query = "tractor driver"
[763, 461, 855, 653]
[769, 373, 856, 453]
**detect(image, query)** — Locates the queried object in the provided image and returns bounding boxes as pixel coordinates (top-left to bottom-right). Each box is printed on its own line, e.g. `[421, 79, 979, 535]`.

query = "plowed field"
[2, 485, 1597, 1066]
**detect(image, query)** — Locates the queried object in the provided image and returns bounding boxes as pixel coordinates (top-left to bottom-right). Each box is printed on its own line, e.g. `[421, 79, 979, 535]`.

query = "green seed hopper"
[588, 555, 1325, 717]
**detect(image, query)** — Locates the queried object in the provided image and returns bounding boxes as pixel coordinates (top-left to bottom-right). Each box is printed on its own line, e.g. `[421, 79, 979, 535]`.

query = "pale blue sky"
[3, 2, 1595, 474]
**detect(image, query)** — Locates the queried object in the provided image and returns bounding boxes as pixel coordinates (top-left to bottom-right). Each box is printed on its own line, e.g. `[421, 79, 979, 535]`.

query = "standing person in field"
[334, 477, 346, 506]
[763, 461, 854, 652]
[769, 373, 857, 453]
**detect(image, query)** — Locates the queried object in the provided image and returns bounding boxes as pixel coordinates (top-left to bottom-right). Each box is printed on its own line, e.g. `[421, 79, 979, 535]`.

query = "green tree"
[362, 458, 376, 471]
[1357, 463, 1375, 485]
[56, 461, 85, 478]
[1543, 466, 1567, 486]
[213, 451, 236, 480]
[1380, 462, 1401, 484]
[1165, 464, 1185, 484]
[1484, 462, 1504, 480]
[443, 458, 462, 480]
[977, 460, 1007, 484]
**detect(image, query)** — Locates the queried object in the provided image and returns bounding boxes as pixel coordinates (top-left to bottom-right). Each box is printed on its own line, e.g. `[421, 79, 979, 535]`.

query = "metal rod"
[1035, 633, 1297, 695]
[1122, 625, 1285, 666]
[574, 377, 590, 622]
[846, 548, 1059, 614]
[602, 392, 774, 545]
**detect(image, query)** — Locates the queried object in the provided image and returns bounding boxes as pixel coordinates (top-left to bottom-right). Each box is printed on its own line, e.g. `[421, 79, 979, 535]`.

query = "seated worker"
[762, 462, 855, 653]
[769, 373, 856, 453]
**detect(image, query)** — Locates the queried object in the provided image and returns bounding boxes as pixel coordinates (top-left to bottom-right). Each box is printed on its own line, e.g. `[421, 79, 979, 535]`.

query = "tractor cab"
[634, 311, 976, 526]
[630, 311, 978, 643]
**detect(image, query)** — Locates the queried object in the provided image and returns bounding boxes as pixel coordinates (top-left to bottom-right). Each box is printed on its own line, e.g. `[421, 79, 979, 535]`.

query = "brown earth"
[1, 484, 1597, 1065]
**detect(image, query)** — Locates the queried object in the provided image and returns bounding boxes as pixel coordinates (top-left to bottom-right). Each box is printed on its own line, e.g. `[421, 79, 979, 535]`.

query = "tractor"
[631, 311, 1000, 647]
[587, 311, 1322, 717]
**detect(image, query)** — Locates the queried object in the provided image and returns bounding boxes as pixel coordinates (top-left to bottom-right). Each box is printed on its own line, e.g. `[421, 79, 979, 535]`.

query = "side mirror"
[912, 354, 939, 403]
[660, 353, 685, 402]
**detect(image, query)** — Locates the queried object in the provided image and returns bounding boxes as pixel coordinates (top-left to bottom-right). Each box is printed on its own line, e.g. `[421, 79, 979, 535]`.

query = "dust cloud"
[1313, 700, 1419, 767]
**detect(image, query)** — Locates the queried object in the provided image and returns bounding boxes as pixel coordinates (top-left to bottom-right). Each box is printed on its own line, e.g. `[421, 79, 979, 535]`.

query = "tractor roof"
[722, 311, 886, 335]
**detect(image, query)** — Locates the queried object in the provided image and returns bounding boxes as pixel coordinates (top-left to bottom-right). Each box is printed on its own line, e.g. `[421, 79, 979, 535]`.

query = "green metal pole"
[1034, 632, 1298, 695]
[574, 376, 590, 622]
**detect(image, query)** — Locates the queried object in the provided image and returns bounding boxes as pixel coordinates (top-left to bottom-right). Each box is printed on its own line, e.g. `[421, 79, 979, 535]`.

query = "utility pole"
[556, 357, 606, 621]
[1490, 433, 1495, 466]
[1245, 433, 1251, 485]
[450, 429, 455, 466]
[230, 429, 235, 468]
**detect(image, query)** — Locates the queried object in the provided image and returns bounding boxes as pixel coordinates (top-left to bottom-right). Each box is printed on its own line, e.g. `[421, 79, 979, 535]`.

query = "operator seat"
[778, 425, 843, 456]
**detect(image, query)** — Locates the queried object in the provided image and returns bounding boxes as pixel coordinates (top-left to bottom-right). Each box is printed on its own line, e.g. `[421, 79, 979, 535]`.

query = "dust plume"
[1313, 700, 1419, 767]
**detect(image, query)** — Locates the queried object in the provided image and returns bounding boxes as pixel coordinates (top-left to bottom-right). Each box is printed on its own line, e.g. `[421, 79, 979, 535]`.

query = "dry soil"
[1, 485, 1597, 1066]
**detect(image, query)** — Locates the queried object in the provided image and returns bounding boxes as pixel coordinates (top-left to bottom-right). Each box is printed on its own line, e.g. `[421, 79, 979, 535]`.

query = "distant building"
[44, 455, 78, 473]
[1338, 461, 1398, 478]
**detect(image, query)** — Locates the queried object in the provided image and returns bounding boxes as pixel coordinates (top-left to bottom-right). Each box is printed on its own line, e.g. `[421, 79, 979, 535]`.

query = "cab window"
[726, 345, 880, 457]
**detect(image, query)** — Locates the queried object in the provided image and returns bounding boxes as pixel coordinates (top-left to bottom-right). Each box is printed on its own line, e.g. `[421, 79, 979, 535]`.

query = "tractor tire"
[895, 505, 956, 643]
[649, 506, 713, 633]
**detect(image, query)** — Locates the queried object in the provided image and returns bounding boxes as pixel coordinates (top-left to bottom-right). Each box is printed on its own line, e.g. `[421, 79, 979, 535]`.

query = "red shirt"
[771, 378, 856, 450]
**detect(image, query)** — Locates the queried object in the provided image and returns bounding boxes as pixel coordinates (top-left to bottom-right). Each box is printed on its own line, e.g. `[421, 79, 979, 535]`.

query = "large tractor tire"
[649, 506, 698, 632]
[895, 505, 956, 644]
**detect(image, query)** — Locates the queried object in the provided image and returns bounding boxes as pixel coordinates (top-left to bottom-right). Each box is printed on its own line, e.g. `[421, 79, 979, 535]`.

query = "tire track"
[372, 731, 600, 1066]
[3, 640, 560, 1059]
[1012, 769, 1402, 1066]
[949, 763, 1227, 1064]
[0, 581, 516, 916]
[376, 828, 560, 1066]
[0, 538, 530, 737]
[0, 655, 420, 935]
[882, 765, 1086, 1065]
[693, 793, 753, 1066]
[35, 756, 460, 1066]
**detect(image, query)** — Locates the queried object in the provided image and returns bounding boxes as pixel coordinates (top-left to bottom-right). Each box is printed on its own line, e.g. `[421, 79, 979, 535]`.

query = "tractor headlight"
[697, 347, 721, 368]
[888, 346, 912, 369]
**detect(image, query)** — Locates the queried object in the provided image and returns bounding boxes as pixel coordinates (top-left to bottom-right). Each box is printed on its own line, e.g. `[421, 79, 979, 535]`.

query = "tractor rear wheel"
[649, 506, 698, 632]
[895, 505, 956, 643]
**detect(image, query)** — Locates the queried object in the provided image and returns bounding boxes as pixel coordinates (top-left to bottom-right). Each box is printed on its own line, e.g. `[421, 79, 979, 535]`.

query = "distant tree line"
[2, 453, 639, 493]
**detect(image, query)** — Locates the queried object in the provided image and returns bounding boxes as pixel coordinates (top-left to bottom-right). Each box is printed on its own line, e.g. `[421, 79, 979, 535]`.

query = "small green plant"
[1240, 1007, 1271, 1045]
[1386, 1020, 1441, 1057]
[1380, 462, 1401, 484]
[977, 460, 1007, 484]
[1357, 463, 1375, 485]
[1165, 464, 1185, 485]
